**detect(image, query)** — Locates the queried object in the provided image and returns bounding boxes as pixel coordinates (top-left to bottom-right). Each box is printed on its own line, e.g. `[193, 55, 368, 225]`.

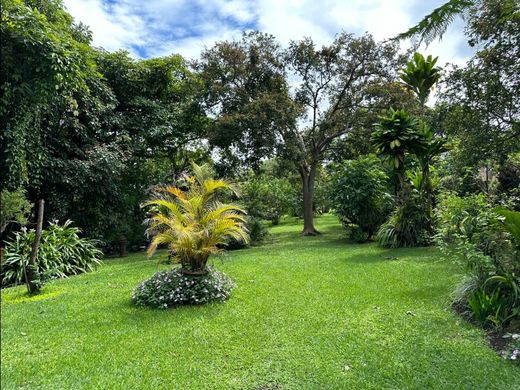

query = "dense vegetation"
[1, 0, 519, 386]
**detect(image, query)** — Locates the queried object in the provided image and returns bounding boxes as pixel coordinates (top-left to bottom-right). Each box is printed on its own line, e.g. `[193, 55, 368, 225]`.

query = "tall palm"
[371, 108, 428, 198]
[399, 53, 441, 107]
[144, 162, 249, 274]
[395, 0, 475, 45]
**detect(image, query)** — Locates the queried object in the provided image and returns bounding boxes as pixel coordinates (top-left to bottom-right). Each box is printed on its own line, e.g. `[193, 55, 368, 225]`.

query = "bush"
[1, 220, 103, 287]
[435, 194, 513, 275]
[376, 196, 431, 248]
[222, 217, 269, 250]
[435, 193, 520, 328]
[132, 267, 235, 309]
[241, 176, 297, 225]
[328, 155, 393, 239]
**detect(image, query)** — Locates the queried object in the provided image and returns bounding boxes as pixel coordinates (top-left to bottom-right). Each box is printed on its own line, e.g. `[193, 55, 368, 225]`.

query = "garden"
[1, 0, 519, 389]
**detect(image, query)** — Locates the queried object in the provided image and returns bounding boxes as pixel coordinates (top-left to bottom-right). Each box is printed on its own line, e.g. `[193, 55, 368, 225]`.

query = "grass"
[1, 215, 519, 389]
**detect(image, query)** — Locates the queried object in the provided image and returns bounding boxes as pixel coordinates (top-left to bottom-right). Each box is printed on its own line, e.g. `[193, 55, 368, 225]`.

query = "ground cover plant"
[2, 216, 519, 389]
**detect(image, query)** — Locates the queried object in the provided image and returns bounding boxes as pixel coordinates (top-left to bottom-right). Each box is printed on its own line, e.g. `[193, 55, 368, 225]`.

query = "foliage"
[395, 0, 474, 45]
[435, 194, 515, 275]
[372, 109, 427, 182]
[144, 162, 249, 273]
[467, 287, 508, 327]
[224, 217, 269, 250]
[497, 153, 520, 210]
[132, 267, 235, 309]
[376, 197, 432, 248]
[435, 193, 519, 327]
[0, 189, 31, 234]
[399, 53, 442, 106]
[328, 155, 393, 239]
[437, 1, 520, 186]
[1, 220, 102, 287]
[495, 208, 520, 250]
[200, 31, 405, 234]
[241, 176, 297, 225]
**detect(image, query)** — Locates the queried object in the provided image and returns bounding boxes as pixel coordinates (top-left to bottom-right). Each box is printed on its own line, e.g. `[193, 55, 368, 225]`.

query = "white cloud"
[63, 0, 472, 67]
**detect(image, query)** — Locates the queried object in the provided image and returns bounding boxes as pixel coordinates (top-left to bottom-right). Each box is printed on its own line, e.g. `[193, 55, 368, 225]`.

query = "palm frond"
[394, 0, 474, 45]
[143, 163, 250, 272]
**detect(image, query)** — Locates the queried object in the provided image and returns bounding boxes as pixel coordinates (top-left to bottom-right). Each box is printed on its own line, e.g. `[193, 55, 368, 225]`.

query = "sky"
[62, 0, 474, 67]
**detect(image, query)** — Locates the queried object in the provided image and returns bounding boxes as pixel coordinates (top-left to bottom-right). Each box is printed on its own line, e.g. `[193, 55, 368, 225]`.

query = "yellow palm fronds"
[143, 163, 249, 273]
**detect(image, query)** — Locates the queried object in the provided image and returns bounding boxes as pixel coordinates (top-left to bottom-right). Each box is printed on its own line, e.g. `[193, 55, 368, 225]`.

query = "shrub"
[376, 196, 431, 248]
[435, 193, 520, 328]
[435, 194, 513, 275]
[224, 217, 269, 250]
[328, 155, 393, 239]
[1, 220, 103, 287]
[241, 176, 297, 225]
[132, 267, 235, 309]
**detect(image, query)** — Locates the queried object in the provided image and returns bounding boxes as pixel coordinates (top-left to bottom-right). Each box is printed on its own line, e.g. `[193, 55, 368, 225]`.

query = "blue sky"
[63, 0, 474, 66]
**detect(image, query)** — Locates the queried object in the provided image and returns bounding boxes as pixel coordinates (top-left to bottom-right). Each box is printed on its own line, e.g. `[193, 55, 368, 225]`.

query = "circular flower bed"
[132, 267, 236, 309]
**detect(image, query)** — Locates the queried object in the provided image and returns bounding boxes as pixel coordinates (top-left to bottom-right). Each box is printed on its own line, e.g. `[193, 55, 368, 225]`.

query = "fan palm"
[144, 163, 249, 274]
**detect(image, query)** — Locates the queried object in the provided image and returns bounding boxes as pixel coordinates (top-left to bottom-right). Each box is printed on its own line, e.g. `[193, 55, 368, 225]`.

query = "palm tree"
[395, 0, 475, 45]
[144, 162, 249, 275]
[399, 53, 441, 108]
[371, 108, 428, 199]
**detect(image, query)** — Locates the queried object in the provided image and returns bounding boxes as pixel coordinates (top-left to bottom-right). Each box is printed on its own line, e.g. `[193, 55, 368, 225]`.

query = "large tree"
[199, 32, 405, 235]
[437, 0, 519, 183]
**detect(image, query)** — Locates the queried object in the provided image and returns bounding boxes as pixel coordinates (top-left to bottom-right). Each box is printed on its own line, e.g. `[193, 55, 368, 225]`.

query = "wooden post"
[26, 199, 44, 294]
[119, 235, 127, 257]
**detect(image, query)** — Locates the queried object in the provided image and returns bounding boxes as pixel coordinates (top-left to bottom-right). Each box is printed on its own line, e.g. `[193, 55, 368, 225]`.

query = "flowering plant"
[132, 267, 235, 309]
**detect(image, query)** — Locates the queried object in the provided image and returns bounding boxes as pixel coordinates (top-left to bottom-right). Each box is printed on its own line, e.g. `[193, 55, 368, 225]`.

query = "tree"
[436, 0, 520, 191]
[399, 53, 441, 108]
[371, 108, 428, 198]
[0, 189, 31, 235]
[200, 32, 405, 235]
[144, 163, 248, 274]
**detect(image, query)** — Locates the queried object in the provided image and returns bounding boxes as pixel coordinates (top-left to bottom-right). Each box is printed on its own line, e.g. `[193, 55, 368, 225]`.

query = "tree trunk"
[26, 199, 44, 294]
[300, 163, 320, 236]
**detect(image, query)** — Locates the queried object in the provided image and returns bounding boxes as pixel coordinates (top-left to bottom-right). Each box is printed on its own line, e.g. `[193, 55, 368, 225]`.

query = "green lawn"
[1, 215, 519, 389]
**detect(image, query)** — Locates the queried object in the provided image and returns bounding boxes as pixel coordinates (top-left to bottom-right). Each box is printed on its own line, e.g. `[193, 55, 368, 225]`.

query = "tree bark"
[300, 162, 320, 236]
[26, 199, 44, 294]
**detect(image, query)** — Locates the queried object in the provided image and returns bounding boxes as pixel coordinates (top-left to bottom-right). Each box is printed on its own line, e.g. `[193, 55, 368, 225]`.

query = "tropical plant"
[144, 162, 249, 274]
[376, 197, 431, 248]
[372, 108, 428, 196]
[328, 155, 393, 239]
[1, 220, 103, 287]
[495, 208, 520, 250]
[435, 194, 520, 328]
[400, 53, 442, 107]
[395, 0, 475, 45]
